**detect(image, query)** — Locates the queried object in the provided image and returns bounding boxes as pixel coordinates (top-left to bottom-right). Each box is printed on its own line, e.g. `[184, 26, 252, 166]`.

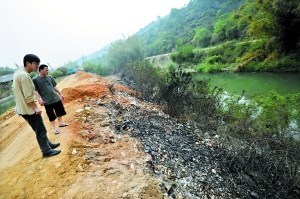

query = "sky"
[0, 0, 190, 68]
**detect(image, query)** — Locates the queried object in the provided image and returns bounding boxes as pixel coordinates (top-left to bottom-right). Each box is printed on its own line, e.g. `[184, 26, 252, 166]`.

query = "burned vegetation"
[112, 62, 300, 198]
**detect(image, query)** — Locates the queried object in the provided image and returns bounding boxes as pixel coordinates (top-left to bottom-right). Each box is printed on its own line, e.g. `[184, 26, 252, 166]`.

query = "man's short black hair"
[23, 54, 40, 66]
[39, 64, 48, 72]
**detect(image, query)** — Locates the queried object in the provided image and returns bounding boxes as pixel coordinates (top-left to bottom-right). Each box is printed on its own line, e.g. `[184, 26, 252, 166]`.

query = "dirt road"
[0, 72, 162, 199]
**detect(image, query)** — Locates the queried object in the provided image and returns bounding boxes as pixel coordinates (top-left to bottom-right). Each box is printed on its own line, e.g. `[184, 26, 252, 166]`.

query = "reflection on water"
[194, 72, 300, 96]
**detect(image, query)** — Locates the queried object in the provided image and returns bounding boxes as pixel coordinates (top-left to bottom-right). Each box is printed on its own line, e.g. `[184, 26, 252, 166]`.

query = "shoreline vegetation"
[116, 62, 300, 198]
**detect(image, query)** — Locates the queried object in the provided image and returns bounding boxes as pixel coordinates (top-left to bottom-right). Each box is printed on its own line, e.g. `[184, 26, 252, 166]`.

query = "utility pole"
[47, 63, 54, 71]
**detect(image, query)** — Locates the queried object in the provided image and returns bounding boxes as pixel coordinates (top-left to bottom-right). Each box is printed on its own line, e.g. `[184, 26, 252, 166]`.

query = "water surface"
[194, 72, 300, 96]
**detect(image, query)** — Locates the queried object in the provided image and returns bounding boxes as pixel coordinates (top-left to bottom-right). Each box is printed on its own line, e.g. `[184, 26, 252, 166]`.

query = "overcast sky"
[0, 0, 190, 68]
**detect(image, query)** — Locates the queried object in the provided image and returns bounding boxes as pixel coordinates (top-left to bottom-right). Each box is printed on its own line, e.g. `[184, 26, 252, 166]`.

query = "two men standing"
[12, 54, 61, 158]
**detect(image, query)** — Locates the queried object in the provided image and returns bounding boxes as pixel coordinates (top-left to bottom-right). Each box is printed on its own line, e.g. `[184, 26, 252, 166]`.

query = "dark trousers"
[21, 114, 52, 154]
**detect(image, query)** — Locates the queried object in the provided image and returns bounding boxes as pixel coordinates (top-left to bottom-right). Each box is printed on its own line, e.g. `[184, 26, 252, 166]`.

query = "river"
[1, 72, 299, 115]
[194, 72, 300, 96]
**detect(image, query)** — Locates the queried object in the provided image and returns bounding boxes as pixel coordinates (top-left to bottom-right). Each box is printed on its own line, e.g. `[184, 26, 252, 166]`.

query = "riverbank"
[148, 53, 300, 96]
[1, 71, 299, 198]
[2, 71, 235, 198]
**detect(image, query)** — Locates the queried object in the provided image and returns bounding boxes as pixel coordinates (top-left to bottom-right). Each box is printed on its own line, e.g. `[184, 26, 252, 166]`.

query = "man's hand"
[34, 107, 42, 115]
[29, 101, 42, 115]
[38, 98, 45, 106]
[60, 94, 64, 103]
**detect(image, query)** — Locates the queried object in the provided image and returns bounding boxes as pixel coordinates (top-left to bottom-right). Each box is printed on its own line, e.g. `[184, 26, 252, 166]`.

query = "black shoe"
[43, 149, 61, 158]
[49, 142, 60, 149]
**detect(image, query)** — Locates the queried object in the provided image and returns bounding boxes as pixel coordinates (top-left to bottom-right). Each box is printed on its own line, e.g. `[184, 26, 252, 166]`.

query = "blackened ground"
[105, 92, 251, 199]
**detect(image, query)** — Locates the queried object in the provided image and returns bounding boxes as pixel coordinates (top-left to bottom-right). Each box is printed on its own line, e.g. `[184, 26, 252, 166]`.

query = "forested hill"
[137, 0, 244, 57]
[135, 0, 300, 72]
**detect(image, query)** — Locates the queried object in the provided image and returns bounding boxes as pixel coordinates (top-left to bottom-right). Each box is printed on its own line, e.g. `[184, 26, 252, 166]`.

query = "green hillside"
[136, 0, 300, 72]
[73, 0, 299, 74]
[137, 0, 244, 57]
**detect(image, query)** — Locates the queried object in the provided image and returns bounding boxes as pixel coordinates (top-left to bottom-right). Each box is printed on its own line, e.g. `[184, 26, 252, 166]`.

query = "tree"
[106, 35, 144, 72]
[170, 45, 195, 64]
[193, 27, 212, 47]
[249, 0, 300, 53]
[272, 0, 300, 52]
[213, 13, 241, 42]
[50, 67, 67, 78]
